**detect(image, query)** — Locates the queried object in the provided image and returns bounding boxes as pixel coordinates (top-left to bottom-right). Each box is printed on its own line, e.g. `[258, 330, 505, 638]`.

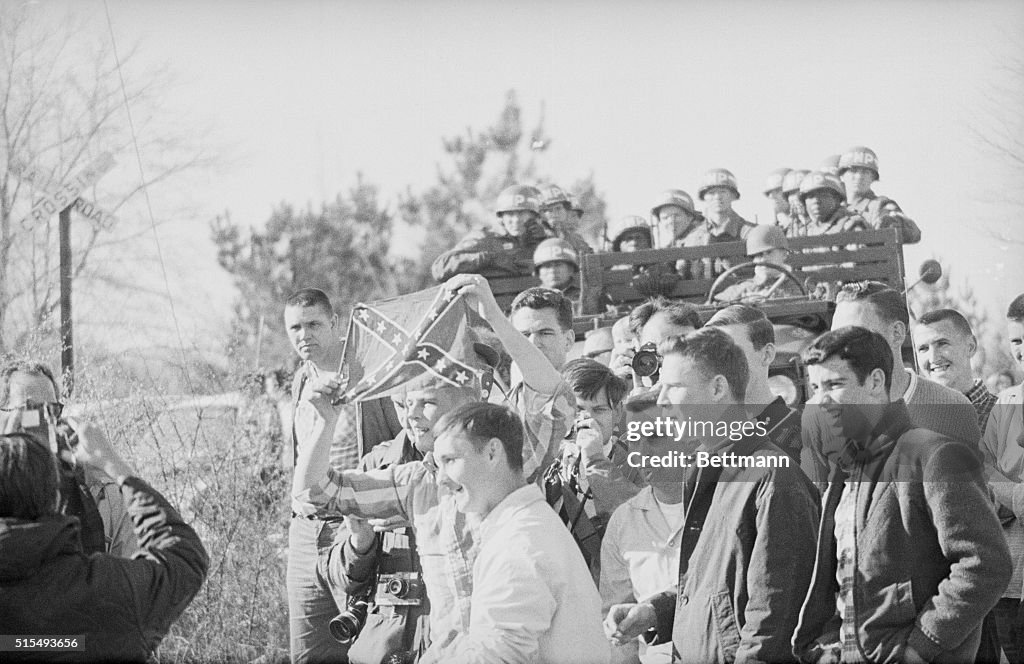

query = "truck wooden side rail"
[577, 228, 906, 316]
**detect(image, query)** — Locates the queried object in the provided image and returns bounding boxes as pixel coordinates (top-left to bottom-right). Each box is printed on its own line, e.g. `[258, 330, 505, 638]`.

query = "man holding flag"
[291, 274, 574, 656]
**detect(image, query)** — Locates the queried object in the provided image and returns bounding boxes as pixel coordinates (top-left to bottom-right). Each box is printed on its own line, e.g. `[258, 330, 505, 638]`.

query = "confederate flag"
[338, 286, 490, 403]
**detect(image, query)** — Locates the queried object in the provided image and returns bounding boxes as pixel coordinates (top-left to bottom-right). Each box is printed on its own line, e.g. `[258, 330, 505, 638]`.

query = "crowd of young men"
[281, 239, 1024, 663]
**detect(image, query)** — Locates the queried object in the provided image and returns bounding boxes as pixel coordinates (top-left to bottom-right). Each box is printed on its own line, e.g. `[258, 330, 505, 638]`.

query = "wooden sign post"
[11, 153, 117, 397]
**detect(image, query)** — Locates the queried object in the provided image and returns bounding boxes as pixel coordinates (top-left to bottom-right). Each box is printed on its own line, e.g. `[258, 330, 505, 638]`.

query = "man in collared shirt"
[292, 276, 574, 645]
[604, 328, 819, 663]
[424, 402, 608, 663]
[979, 293, 1024, 662]
[801, 282, 982, 485]
[706, 305, 803, 461]
[794, 326, 1009, 663]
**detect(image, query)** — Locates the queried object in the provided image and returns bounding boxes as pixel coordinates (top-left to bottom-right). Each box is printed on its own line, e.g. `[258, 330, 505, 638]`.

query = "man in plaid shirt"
[292, 276, 573, 649]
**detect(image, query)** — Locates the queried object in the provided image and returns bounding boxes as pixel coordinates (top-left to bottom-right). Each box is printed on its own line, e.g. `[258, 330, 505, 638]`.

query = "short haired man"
[431, 183, 550, 282]
[509, 286, 576, 371]
[292, 275, 575, 647]
[283, 287, 400, 663]
[546, 359, 643, 577]
[604, 327, 819, 663]
[979, 293, 1024, 661]
[0, 419, 208, 661]
[609, 297, 701, 387]
[706, 305, 803, 461]
[426, 402, 608, 663]
[794, 326, 1010, 663]
[713, 224, 804, 302]
[801, 281, 982, 484]
[0, 362, 135, 557]
[838, 145, 922, 244]
[914, 308, 997, 430]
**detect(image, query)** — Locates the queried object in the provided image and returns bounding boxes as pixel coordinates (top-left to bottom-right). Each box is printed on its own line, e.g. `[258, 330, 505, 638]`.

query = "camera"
[630, 343, 662, 378]
[329, 595, 371, 644]
[376, 572, 422, 607]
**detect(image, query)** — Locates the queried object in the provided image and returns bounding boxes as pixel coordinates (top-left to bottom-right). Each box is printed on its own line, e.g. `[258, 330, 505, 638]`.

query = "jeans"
[287, 516, 350, 663]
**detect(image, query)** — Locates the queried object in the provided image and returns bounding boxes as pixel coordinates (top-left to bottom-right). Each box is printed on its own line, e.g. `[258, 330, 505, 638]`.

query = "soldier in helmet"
[798, 171, 870, 236]
[539, 184, 594, 256]
[782, 169, 811, 237]
[838, 146, 921, 244]
[431, 184, 551, 282]
[533, 238, 581, 297]
[605, 215, 654, 256]
[649, 189, 703, 249]
[764, 168, 793, 227]
[818, 154, 842, 178]
[714, 225, 805, 302]
[679, 168, 756, 279]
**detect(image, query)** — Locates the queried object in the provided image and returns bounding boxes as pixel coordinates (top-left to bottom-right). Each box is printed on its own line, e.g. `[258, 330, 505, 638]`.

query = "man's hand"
[443, 274, 499, 319]
[367, 514, 411, 532]
[604, 602, 657, 646]
[575, 418, 605, 459]
[66, 418, 135, 483]
[609, 345, 637, 383]
[307, 373, 345, 416]
[346, 515, 377, 554]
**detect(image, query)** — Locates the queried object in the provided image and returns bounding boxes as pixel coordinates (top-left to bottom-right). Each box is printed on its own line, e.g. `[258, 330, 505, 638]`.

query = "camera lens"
[329, 600, 369, 644]
[385, 578, 409, 598]
[631, 349, 661, 378]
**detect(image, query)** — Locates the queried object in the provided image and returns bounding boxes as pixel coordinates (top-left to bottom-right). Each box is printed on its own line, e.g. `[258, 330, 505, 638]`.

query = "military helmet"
[495, 184, 542, 216]
[532, 238, 579, 272]
[650, 189, 698, 218]
[763, 168, 792, 195]
[568, 195, 584, 215]
[607, 215, 654, 251]
[539, 184, 571, 208]
[697, 168, 740, 200]
[782, 169, 810, 196]
[818, 154, 842, 176]
[746, 224, 790, 256]
[799, 171, 845, 201]
[838, 146, 880, 179]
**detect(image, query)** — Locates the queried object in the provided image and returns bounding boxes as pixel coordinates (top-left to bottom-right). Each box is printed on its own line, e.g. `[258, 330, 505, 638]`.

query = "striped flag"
[339, 286, 491, 403]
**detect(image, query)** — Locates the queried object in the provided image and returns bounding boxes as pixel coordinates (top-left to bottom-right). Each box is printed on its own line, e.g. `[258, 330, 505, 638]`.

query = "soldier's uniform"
[847, 192, 921, 244]
[678, 211, 756, 279]
[838, 146, 921, 244]
[799, 206, 869, 237]
[431, 225, 547, 282]
[715, 277, 804, 302]
[538, 184, 595, 257]
[431, 184, 550, 282]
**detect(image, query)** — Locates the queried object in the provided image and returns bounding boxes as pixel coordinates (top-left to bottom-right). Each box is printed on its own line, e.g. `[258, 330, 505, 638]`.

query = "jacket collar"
[478, 483, 544, 544]
[833, 400, 913, 473]
[0, 515, 82, 581]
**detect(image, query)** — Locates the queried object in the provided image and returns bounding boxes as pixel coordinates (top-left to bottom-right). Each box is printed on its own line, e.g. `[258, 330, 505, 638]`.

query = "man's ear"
[968, 334, 978, 358]
[868, 367, 887, 396]
[710, 375, 731, 402]
[891, 320, 906, 349]
[761, 342, 777, 368]
[486, 437, 504, 466]
[563, 329, 575, 352]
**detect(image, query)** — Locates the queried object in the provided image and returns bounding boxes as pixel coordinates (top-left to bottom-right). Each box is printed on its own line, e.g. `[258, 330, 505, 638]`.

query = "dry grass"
[67, 356, 293, 663]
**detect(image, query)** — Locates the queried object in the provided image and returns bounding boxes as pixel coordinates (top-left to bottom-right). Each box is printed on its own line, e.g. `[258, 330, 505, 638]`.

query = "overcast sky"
[26, 0, 1024, 363]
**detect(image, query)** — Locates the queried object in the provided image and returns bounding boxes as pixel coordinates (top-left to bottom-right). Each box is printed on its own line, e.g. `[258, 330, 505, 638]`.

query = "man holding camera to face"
[0, 387, 208, 661]
[0, 362, 135, 557]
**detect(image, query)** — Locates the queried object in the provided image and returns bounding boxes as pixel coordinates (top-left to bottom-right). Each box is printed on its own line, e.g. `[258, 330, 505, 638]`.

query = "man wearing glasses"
[0, 361, 136, 557]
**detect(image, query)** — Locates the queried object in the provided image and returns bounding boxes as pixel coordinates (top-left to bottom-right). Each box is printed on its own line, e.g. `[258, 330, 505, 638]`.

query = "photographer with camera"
[0, 362, 135, 556]
[608, 298, 702, 394]
[0, 409, 209, 661]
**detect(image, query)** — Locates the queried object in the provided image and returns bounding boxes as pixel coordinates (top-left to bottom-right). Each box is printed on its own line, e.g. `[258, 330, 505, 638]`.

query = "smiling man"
[795, 326, 1009, 664]
[427, 401, 608, 664]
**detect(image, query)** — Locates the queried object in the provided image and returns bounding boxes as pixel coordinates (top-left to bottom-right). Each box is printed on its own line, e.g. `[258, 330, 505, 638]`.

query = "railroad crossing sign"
[10, 152, 117, 229]
[7, 152, 118, 397]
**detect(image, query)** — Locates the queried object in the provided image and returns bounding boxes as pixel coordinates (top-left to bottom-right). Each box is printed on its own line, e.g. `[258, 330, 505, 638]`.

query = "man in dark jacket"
[0, 417, 208, 662]
[793, 326, 1010, 663]
[604, 327, 820, 663]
